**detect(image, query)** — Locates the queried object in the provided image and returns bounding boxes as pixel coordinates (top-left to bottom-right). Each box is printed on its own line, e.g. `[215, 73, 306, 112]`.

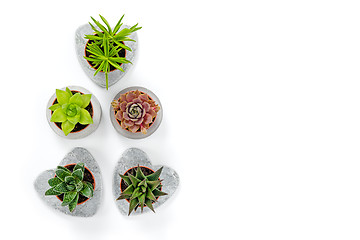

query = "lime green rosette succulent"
[49, 87, 93, 136]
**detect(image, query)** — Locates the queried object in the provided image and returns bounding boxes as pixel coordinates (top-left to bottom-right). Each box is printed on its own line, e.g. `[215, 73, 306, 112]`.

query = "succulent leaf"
[128, 198, 139, 216]
[145, 199, 155, 213]
[129, 174, 141, 188]
[72, 169, 84, 181]
[50, 108, 67, 123]
[63, 192, 78, 205]
[80, 182, 93, 198]
[146, 167, 164, 181]
[54, 182, 71, 193]
[69, 194, 79, 212]
[79, 108, 93, 125]
[45, 187, 60, 196]
[55, 168, 71, 181]
[119, 174, 132, 186]
[56, 89, 71, 105]
[50, 88, 93, 136]
[73, 163, 85, 172]
[48, 177, 62, 187]
[45, 163, 94, 213]
[116, 166, 167, 215]
[84, 15, 141, 90]
[61, 120, 76, 136]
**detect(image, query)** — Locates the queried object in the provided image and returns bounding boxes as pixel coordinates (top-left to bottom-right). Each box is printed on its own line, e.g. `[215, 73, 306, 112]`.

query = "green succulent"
[49, 87, 93, 136]
[117, 166, 168, 215]
[45, 163, 94, 212]
[84, 14, 141, 90]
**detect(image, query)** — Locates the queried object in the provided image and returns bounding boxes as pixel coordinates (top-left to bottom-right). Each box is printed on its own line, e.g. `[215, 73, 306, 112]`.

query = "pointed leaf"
[49, 103, 61, 111]
[138, 193, 146, 212]
[146, 189, 157, 201]
[69, 93, 83, 107]
[80, 183, 92, 198]
[55, 168, 71, 181]
[116, 193, 131, 200]
[72, 169, 84, 181]
[153, 189, 168, 197]
[73, 163, 85, 172]
[147, 180, 161, 191]
[119, 174, 132, 186]
[145, 199, 155, 213]
[135, 166, 146, 180]
[50, 108, 67, 123]
[69, 194, 79, 212]
[48, 177, 62, 187]
[129, 174, 141, 188]
[146, 167, 163, 181]
[79, 108, 93, 125]
[45, 187, 60, 196]
[54, 182, 70, 193]
[128, 198, 139, 216]
[80, 94, 92, 108]
[61, 120, 75, 136]
[56, 89, 71, 105]
[64, 176, 75, 184]
[63, 191, 77, 204]
[122, 184, 134, 195]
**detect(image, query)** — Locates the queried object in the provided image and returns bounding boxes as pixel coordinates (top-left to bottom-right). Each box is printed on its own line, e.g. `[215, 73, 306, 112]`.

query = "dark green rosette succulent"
[49, 87, 93, 136]
[84, 14, 141, 90]
[117, 166, 167, 215]
[45, 163, 94, 212]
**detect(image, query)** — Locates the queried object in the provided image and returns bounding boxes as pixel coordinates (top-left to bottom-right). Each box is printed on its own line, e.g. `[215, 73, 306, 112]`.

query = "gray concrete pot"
[34, 147, 103, 217]
[110, 86, 163, 139]
[113, 148, 179, 216]
[46, 86, 102, 139]
[75, 24, 138, 88]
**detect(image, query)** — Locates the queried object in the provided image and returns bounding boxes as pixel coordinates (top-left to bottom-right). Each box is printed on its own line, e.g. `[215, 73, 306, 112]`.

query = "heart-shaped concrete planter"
[75, 24, 138, 88]
[34, 147, 102, 217]
[46, 86, 102, 139]
[110, 86, 163, 139]
[113, 148, 179, 216]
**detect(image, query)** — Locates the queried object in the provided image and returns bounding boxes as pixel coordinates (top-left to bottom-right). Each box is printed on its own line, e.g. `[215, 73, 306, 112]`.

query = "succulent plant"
[45, 163, 94, 212]
[117, 166, 167, 215]
[111, 90, 160, 134]
[49, 87, 93, 136]
[84, 14, 141, 90]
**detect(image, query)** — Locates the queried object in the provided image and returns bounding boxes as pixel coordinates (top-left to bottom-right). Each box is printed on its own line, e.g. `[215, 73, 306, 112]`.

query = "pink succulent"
[112, 90, 160, 134]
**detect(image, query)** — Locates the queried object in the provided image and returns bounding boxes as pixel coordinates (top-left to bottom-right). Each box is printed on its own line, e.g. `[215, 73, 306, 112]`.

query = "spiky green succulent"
[117, 166, 167, 215]
[49, 87, 93, 136]
[45, 163, 94, 212]
[84, 14, 142, 90]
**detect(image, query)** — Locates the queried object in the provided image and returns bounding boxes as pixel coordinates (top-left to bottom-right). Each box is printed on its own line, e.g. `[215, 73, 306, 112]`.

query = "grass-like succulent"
[84, 15, 141, 90]
[117, 166, 167, 215]
[45, 163, 94, 212]
[49, 87, 93, 136]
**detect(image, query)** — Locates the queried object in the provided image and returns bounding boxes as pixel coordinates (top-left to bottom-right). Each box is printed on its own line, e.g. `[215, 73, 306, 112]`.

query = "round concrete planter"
[110, 86, 163, 139]
[46, 86, 102, 139]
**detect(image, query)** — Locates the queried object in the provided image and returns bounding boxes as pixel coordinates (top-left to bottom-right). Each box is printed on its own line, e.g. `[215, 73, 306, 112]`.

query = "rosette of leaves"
[45, 163, 94, 212]
[84, 15, 142, 90]
[117, 166, 168, 215]
[49, 87, 93, 136]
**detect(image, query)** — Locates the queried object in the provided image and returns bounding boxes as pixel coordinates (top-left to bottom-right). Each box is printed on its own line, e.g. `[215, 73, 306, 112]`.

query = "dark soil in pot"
[85, 38, 126, 72]
[51, 90, 94, 133]
[56, 164, 95, 205]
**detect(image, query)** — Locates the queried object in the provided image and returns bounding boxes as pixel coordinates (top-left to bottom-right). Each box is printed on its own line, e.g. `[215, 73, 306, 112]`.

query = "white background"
[1, 0, 360, 239]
